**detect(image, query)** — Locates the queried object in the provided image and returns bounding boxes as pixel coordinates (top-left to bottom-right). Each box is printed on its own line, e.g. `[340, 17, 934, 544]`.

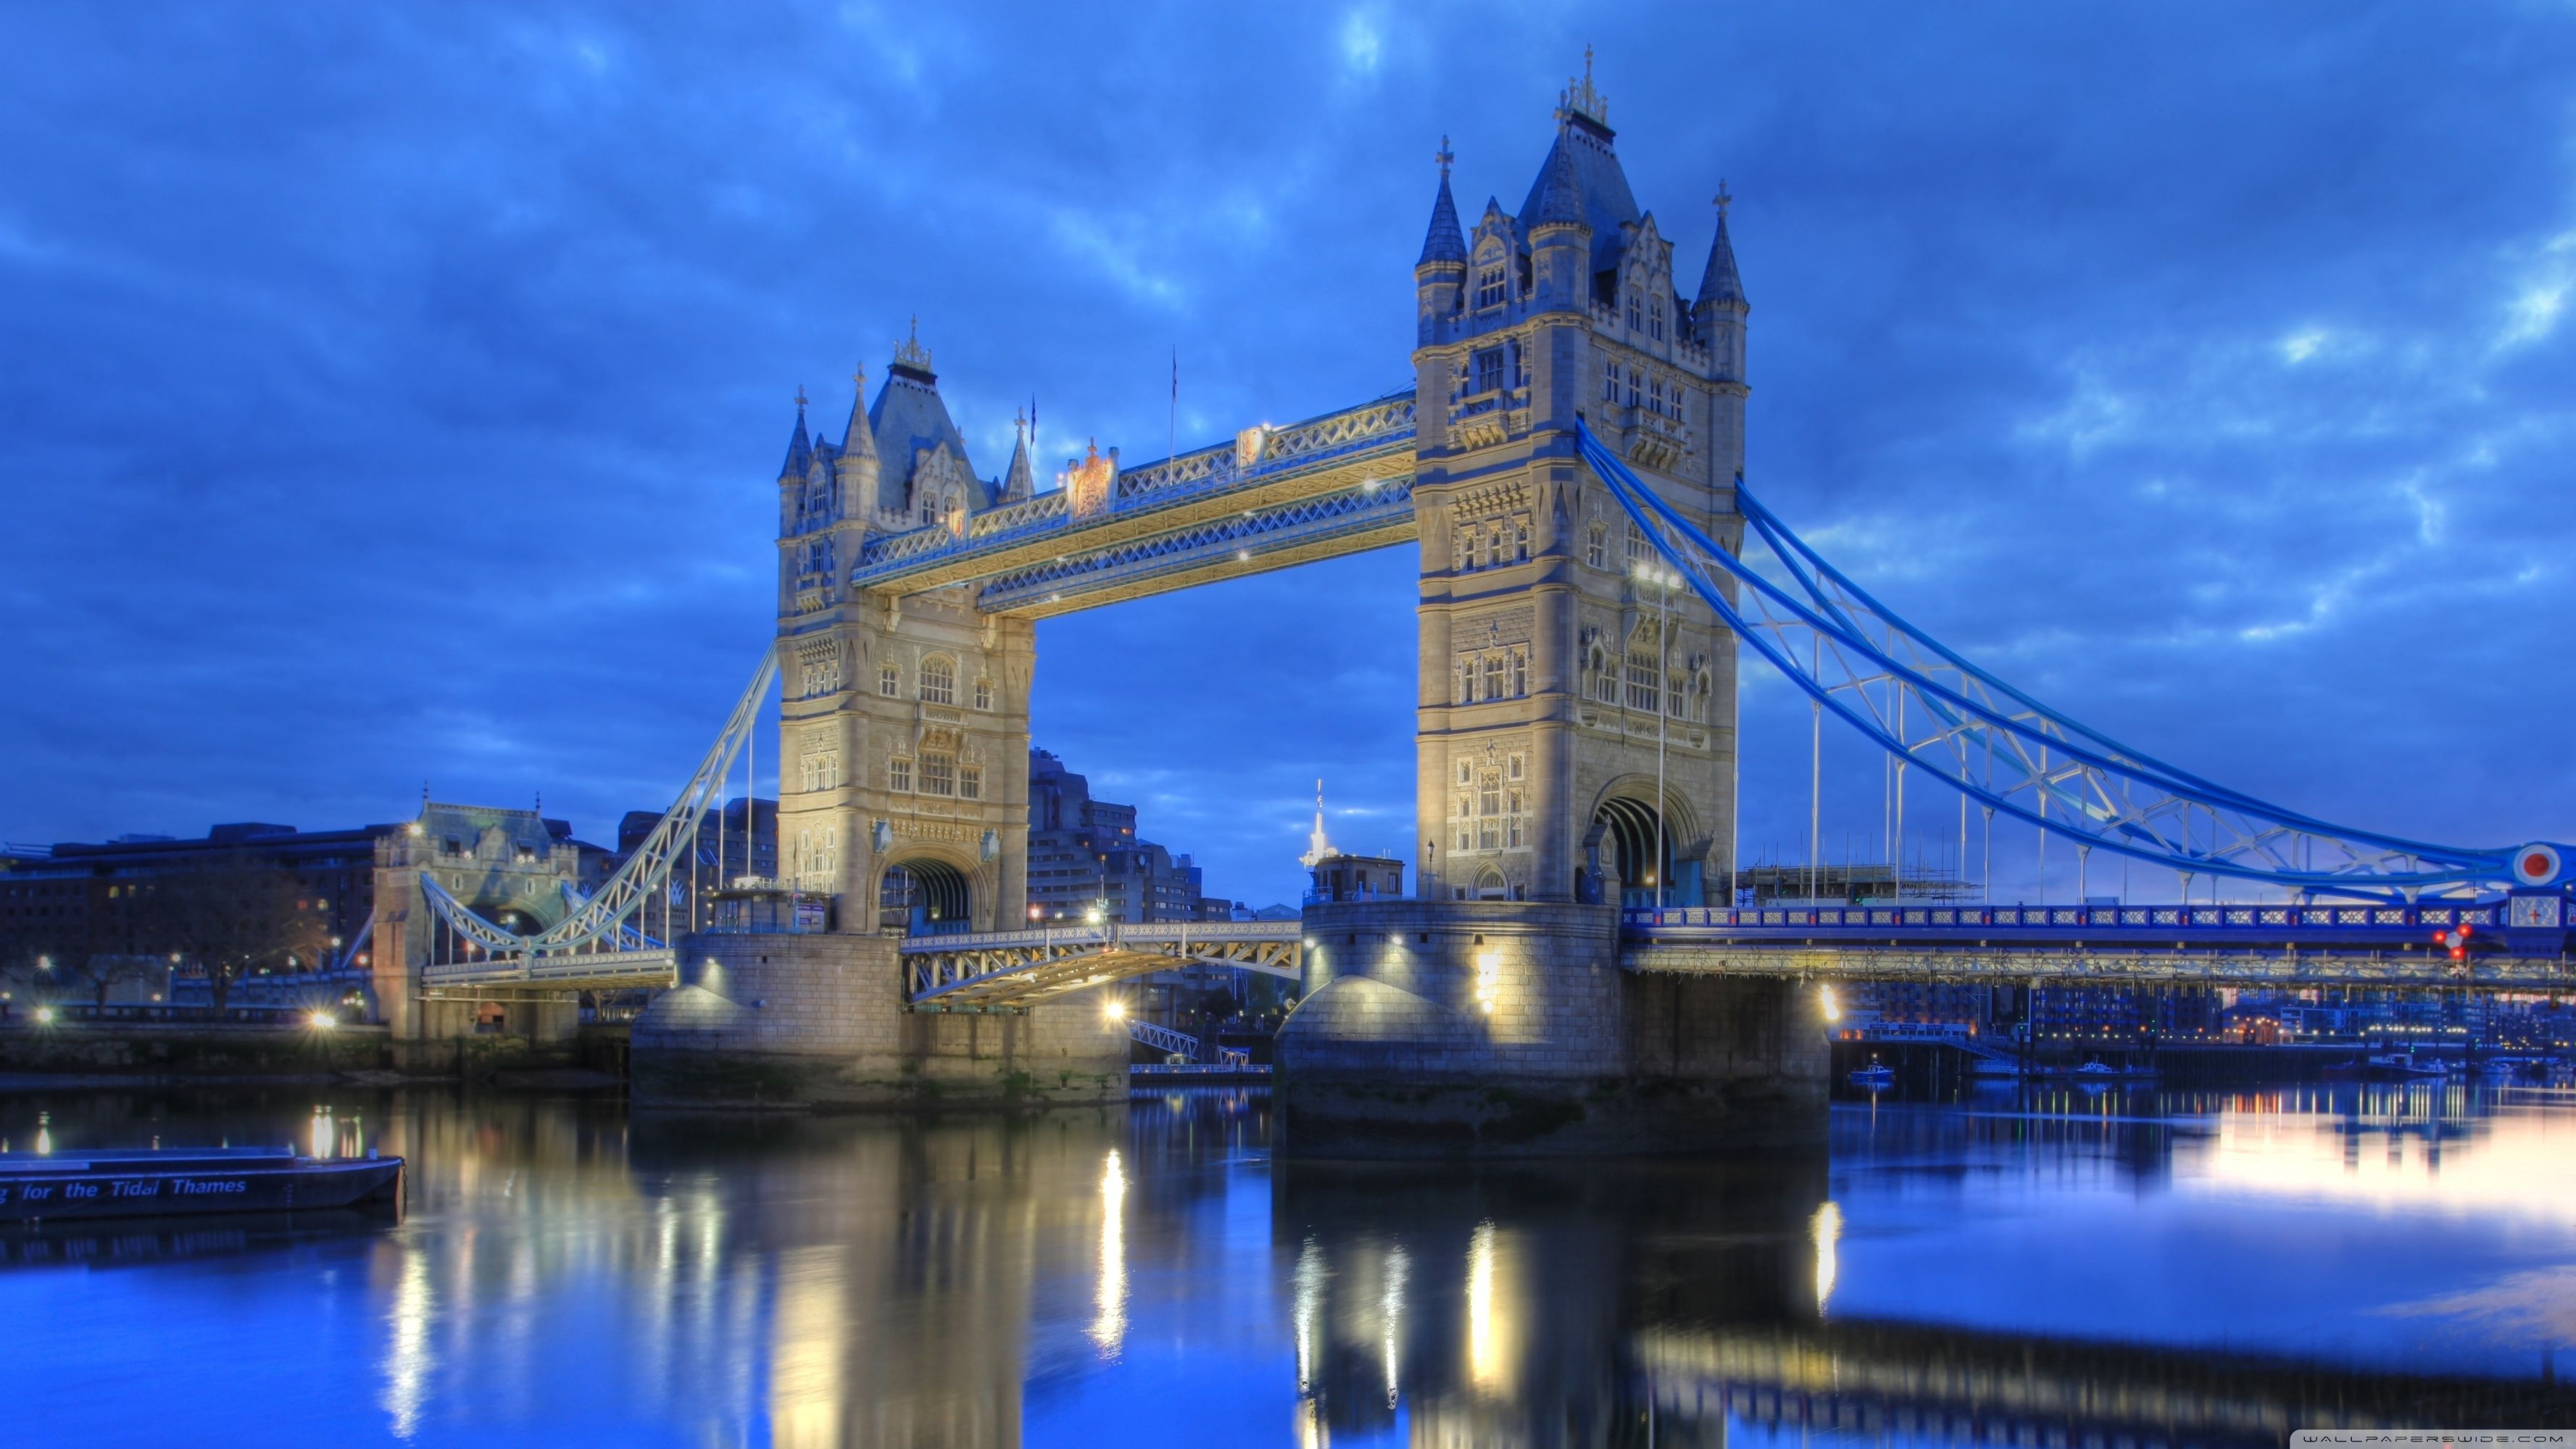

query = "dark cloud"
[2, 2, 2570, 905]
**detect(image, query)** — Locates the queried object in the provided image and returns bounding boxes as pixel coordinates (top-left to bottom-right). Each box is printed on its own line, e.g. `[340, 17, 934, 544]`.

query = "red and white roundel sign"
[2511, 843, 2564, 887]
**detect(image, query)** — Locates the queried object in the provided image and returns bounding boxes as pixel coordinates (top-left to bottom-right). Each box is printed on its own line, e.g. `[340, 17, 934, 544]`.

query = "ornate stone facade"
[1410, 80, 1749, 908]
[772, 337, 1039, 936]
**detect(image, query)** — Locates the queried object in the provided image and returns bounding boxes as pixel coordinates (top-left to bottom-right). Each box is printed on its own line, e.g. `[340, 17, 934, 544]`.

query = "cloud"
[2, 0, 2575, 909]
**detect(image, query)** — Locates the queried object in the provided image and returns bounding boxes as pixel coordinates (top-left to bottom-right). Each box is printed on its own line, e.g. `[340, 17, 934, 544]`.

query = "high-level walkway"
[847, 391, 1417, 617]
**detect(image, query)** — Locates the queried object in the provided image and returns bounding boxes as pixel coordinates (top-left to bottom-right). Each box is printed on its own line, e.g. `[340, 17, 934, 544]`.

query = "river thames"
[1, 1082, 2571, 1446]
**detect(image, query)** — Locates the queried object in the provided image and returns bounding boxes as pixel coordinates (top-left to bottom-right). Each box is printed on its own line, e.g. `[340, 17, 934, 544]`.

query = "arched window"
[918, 656, 955, 705]
[973, 677, 993, 710]
[1476, 262, 1508, 310]
[1625, 623, 1663, 714]
[1602, 358, 1620, 403]
[1626, 368, 1641, 408]
[1482, 654, 1505, 700]
[1585, 524, 1608, 570]
[1649, 296, 1665, 341]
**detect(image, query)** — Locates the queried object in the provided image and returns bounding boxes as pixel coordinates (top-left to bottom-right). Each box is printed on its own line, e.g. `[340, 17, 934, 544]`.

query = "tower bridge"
[375, 63, 2572, 1133]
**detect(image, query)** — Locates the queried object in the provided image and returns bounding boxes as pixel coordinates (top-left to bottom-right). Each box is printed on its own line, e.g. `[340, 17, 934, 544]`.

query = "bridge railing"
[1626, 903, 2500, 932]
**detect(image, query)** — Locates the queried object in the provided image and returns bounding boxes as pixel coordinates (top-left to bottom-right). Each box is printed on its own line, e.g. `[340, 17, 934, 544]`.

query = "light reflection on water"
[0, 1083, 2563, 1446]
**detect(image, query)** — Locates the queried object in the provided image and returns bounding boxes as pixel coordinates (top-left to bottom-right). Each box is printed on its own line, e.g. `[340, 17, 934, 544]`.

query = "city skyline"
[5, 4, 2574, 908]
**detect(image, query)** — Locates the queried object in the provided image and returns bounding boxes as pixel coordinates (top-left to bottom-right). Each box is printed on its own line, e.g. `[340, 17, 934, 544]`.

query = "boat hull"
[0, 1159, 402, 1222]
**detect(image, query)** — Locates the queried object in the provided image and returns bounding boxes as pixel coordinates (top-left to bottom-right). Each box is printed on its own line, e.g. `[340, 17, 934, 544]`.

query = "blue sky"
[2, 3, 2572, 907]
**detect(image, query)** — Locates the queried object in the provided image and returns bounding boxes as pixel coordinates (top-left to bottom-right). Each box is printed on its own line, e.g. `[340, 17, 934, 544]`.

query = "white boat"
[2066, 1060, 2158, 1081]
[1849, 1063, 1895, 1088]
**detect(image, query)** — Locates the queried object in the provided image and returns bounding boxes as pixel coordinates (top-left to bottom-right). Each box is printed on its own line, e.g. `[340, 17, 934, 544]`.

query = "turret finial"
[794, 385, 808, 412]
[1015, 406, 1027, 439]
[892, 317, 934, 374]
[852, 363, 866, 390]
[1435, 135, 1454, 178]
[1558, 44, 1608, 126]
[1715, 180, 1732, 220]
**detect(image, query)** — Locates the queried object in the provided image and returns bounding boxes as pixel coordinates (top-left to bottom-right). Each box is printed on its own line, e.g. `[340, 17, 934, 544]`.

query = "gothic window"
[1603, 357, 1620, 403]
[1692, 665, 1714, 722]
[1626, 291, 1642, 331]
[959, 763, 982, 800]
[1648, 377, 1666, 417]
[1508, 339, 1525, 389]
[920, 753, 956, 797]
[1476, 770, 1503, 850]
[801, 657, 842, 698]
[1468, 527, 1488, 570]
[1626, 624, 1664, 714]
[1457, 761, 1473, 787]
[878, 665, 899, 697]
[1626, 368, 1641, 408]
[973, 678, 992, 710]
[890, 757, 913, 792]
[1506, 751, 1525, 781]
[799, 751, 841, 792]
[918, 656, 955, 705]
[1585, 523, 1608, 570]
[1473, 347, 1504, 394]
[1649, 296, 1665, 341]
[1625, 522, 1648, 565]
[1482, 654, 1505, 700]
[1458, 661, 1476, 705]
[1455, 796, 1474, 854]
[1510, 649, 1528, 697]
[1506, 790, 1526, 848]
[1513, 518, 1531, 561]
[1476, 264, 1508, 310]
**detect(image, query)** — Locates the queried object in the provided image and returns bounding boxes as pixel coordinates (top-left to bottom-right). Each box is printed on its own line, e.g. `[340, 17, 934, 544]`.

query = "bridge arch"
[1584, 777, 1706, 909]
[877, 854, 974, 937]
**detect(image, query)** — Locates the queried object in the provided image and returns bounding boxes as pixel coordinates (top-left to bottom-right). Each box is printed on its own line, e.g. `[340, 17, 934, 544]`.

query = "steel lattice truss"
[418, 650, 776, 961]
[1576, 422, 2552, 902]
[902, 922, 1301, 1010]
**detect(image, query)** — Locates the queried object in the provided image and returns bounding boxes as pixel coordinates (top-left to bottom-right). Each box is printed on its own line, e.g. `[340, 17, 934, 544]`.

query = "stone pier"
[630, 931, 1129, 1109]
[1276, 900, 1827, 1155]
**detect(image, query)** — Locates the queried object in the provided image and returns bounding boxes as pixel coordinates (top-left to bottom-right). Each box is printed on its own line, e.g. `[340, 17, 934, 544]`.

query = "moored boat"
[0, 1147, 402, 1222]
[1850, 1062, 1895, 1088]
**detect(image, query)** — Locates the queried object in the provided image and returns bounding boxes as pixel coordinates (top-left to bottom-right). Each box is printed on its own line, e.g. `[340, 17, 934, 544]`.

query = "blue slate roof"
[1518, 117, 1641, 275]
[1418, 173, 1466, 265]
[868, 365, 978, 515]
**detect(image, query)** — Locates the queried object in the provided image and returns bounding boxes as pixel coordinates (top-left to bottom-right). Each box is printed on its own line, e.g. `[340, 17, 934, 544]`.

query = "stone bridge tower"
[1409, 69, 1748, 909]
[1276, 69, 1821, 1157]
[772, 328, 1039, 936]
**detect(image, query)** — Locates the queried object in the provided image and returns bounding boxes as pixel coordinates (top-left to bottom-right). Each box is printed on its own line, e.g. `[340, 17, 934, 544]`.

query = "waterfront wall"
[1276, 900, 1829, 1155]
[629, 931, 1129, 1110]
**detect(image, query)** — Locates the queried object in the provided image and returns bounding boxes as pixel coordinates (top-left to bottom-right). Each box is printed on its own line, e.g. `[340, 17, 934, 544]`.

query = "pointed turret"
[1000, 409, 1036, 502]
[1693, 183, 1750, 389]
[1418, 144, 1466, 266]
[778, 389, 813, 480]
[1414, 136, 1470, 342]
[839, 365, 878, 463]
[1530, 130, 1585, 228]
[1697, 183, 1744, 308]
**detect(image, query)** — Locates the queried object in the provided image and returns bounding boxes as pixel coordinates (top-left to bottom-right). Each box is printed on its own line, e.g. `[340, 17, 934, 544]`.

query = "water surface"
[1, 1081, 2569, 1446]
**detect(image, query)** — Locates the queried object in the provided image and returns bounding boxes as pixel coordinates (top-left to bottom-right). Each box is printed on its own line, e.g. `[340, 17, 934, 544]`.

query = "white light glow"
[1089, 1148, 1127, 1357]
[1811, 1200, 1842, 1310]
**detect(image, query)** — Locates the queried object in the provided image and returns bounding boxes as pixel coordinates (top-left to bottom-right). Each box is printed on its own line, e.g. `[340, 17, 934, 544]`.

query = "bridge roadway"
[411, 898, 2570, 1002]
[1622, 900, 2573, 991]
[847, 391, 1418, 615]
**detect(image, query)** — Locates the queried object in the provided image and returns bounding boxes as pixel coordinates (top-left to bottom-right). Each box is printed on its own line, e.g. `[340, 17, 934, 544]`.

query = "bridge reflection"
[51, 1089, 2543, 1445]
